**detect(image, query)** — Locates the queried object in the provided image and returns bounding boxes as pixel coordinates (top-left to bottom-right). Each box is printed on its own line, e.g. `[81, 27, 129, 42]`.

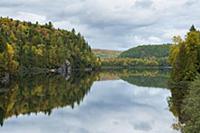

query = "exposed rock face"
[50, 60, 71, 79]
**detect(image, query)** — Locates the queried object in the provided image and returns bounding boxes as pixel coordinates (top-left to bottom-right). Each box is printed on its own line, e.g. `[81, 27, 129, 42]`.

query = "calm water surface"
[0, 70, 179, 133]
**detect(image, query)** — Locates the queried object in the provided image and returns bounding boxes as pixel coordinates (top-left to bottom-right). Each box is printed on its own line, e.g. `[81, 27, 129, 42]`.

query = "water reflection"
[168, 82, 190, 132]
[99, 69, 170, 88]
[0, 72, 98, 126]
[0, 69, 179, 133]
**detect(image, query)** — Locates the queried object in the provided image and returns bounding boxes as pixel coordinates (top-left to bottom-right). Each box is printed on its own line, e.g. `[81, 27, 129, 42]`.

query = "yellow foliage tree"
[5, 43, 18, 74]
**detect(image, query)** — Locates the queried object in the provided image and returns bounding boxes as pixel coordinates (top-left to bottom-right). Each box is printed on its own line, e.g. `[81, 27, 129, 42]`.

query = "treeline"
[0, 17, 100, 75]
[169, 26, 200, 133]
[101, 57, 169, 68]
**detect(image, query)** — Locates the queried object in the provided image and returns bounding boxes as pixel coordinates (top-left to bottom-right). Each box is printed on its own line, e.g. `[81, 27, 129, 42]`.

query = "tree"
[172, 36, 182, 45]
[170, 26, 200, 81]
[190, 25, 196, 32]
[182, 75, 200, 133]
[72, 28, 75, 34]
[5, 43, 18, 74]
[48, 21, 53, 29]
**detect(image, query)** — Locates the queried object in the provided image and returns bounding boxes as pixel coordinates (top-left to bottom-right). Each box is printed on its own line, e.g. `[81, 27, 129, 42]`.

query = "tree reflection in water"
[0, 69, 175, 128]
[0, 71, 98, 126]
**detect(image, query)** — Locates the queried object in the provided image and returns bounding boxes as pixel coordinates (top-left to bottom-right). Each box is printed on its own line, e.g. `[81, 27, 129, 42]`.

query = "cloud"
[13, 12, 47, 24]
[0, 0, 199, 50]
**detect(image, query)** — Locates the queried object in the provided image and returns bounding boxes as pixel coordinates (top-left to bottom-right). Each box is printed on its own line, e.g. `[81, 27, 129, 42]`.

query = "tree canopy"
[0, 17, 100, 75]
[169, 25, 200, 81]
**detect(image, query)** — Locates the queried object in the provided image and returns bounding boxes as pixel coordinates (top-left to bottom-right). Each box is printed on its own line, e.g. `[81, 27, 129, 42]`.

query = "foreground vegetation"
[0, 17, 100, 76]
[169, 26, 200, 82]
[182, 75, 200, 132]
[169, 26, 200, 133]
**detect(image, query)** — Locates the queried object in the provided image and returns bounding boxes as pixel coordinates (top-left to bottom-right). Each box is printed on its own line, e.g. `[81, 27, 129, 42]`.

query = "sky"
[0, 0, 199, 50]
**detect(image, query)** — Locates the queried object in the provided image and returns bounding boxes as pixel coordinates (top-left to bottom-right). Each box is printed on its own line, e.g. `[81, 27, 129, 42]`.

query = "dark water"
[0, 69, 180, 133]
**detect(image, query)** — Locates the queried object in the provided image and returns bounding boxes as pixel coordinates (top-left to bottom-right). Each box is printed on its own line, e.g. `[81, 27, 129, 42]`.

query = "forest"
[0, 17, 172, 77]
[0, 17, 100, 76]
[168, 25, 200, 133]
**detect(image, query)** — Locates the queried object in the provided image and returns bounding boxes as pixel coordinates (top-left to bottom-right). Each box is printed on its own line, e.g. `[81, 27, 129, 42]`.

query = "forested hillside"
[0, 17, 100, 75]
[100, 44, 172, 68]
[100, 44, 171, 67]
[119, 44, 171, 58]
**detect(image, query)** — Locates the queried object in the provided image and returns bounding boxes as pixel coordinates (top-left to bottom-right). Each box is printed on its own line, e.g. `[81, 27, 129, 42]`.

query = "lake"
[0, 69, 180, 133]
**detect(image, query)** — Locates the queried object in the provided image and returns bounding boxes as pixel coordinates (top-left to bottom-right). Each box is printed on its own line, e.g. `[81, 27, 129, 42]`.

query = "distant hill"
[92, 49, 122, 58]
[119, 44, 171, 58]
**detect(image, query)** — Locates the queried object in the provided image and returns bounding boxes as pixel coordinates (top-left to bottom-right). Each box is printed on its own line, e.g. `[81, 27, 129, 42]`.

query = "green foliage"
[182, 75, 200, 133]
[169, 26, 200, 81]
[0, 17, 100, 74]
[169, 76, 200, 133]
[190, 25, 196, 32]
[119, 44, 171, 58]
[168, 26, 200, 131]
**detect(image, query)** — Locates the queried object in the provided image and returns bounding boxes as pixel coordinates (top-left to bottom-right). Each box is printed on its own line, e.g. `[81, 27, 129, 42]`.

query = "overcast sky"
[0, 0, 199, 50]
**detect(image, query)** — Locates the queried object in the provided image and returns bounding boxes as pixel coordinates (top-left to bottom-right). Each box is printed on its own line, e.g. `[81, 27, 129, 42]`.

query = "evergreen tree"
[190, 25, 196, 32]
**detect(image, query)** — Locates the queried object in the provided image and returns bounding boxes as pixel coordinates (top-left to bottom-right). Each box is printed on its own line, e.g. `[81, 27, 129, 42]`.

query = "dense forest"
[168, 26, 200, 133]
[0, 17, 100, 76]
